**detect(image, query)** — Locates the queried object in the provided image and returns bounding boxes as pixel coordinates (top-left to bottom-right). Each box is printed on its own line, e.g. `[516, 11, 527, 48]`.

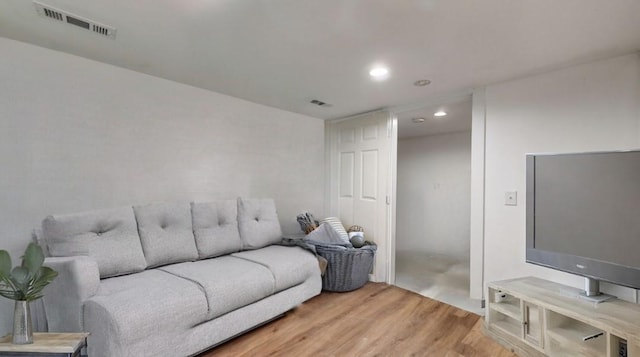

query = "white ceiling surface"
[397, 99, 471, 139]
[1, 1, 640, 120]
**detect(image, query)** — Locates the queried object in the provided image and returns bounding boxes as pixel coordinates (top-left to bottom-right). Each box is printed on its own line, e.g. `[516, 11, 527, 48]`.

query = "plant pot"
[12, 300, 33, 344]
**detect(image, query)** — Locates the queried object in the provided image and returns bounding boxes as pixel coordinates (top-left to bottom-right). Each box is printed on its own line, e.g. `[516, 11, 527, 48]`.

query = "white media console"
[485, 277, 640, 357]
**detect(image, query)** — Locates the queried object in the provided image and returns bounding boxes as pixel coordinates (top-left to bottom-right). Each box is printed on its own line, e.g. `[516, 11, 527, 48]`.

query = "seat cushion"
[42, 207, 147, 278]
[237, 198, 283, 250]
[134, 202, 199, 267]
[191, 201, 242, 259]
[159, 256, 275, 320]
[232, 245, 320, 293]
[84, 270, 209, 343]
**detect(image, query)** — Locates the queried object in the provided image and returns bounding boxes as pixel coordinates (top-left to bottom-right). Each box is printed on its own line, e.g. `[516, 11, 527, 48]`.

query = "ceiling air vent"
[42, 7, 63, 21]
[310, 99, 332, 107]
[33, 1, 117, 39]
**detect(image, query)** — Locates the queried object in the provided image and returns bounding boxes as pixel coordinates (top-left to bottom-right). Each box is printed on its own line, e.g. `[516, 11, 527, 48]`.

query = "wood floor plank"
[200, 283, 517, 357]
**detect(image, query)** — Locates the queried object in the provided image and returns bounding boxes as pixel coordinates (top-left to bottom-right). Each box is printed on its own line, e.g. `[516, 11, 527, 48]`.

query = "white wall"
[0, 37, 325, 335]
[396, 131, 471, 259]
[482, 53, 640, 300]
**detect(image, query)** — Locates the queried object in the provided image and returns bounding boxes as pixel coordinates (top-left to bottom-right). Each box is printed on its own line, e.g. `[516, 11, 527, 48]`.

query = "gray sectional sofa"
[38, 198, 321, 357]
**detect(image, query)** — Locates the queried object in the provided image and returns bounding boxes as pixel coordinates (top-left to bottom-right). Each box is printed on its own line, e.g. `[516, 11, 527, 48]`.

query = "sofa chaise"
[38, 198, 321, 357]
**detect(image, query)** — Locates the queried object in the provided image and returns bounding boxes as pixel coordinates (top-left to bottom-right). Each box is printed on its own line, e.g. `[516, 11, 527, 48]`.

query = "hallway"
[395, 250, 483, 315]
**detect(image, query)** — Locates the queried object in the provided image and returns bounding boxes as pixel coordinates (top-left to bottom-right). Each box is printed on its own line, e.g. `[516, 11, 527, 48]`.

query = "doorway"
[393, 98, 482, 314]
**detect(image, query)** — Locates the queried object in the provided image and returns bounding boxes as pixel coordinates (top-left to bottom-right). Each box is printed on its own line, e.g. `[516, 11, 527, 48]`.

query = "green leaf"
[0, 290, 21, 300]
[38, 266, 58, 283]
[0, 275, 16, 293]
[11, 266, 30, 287]
[24, 267, 58, 301]
[0, 250, 11, 277]
[22, 243, 44, 275]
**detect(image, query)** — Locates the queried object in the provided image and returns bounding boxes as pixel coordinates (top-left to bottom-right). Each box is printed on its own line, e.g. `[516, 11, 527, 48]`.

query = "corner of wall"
[324, 121, 335, 217]
[469, 87, 487, 300]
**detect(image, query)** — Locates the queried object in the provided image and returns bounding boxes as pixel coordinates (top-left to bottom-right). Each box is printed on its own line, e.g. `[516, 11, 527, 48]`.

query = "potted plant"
[0, 243, 58, 344]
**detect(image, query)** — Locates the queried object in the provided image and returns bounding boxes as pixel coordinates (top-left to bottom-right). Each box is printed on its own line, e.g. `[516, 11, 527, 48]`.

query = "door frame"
[325, 90, 485, 302]
[387, 89, 485, 302]
[387, 88, 486, 300]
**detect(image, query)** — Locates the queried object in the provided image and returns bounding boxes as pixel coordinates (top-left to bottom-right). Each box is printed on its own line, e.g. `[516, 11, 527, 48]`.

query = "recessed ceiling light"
[369, 66, 390, 80]
[412, 117, 426, 123]
[414, 79, 431, 86]
[434, 111, 447, 117]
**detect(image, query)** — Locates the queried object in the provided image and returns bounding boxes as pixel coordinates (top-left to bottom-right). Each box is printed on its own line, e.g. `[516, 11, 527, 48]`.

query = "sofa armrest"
[43, 256, 100, 332]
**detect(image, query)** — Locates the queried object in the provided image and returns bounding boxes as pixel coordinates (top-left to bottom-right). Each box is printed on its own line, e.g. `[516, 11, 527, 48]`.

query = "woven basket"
[315, 243, 377, 292]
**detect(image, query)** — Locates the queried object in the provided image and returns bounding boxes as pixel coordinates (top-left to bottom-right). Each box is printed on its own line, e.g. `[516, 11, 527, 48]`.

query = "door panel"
[361, 150, 378, 200]
[340, 128, 355, 144]
[363, 123, 378, 140]
[339, 152, 354, 197]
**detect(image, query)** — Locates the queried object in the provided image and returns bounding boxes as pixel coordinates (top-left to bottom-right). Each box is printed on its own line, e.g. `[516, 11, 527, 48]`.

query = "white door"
[328, 111, 391, 282]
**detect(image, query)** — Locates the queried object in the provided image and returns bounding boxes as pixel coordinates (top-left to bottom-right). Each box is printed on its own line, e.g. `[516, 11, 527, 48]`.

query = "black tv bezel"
[525, 151, 640, 290]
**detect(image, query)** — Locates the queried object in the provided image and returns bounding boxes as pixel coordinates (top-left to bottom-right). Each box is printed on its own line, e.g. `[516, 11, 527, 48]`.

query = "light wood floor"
[201, 283, 516, 356]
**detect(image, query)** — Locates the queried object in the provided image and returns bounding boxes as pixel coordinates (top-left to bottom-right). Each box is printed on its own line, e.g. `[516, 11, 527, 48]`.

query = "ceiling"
[1, 1, 640, 120]
[397, 98, 471, 139]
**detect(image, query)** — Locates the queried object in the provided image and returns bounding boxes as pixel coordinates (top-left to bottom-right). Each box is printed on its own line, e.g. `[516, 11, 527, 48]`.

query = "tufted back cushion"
[191, 201, 242, 259]
[133, 202, 199, 268]
[237, 198, 283, 250]
[42, 207, 147, 278]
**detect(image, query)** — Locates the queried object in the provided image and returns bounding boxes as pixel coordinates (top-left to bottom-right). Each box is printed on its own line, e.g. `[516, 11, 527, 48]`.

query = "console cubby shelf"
[489, 296, 521, 320]
[484, 277, 640, 357]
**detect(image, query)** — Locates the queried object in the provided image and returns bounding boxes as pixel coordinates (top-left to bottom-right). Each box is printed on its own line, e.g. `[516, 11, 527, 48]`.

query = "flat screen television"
[526, 150, 640, 302]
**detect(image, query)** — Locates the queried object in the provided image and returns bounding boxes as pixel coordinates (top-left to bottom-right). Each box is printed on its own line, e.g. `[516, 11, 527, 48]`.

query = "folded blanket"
[281, 223, 354, 275]
[280, 237, 328, 274]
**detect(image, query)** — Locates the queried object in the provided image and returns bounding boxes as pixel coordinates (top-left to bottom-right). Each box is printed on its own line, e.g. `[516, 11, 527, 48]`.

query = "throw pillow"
[237, 198, 283, 250]
[304, 223, 353, 247]
[320, 217, 351, 245]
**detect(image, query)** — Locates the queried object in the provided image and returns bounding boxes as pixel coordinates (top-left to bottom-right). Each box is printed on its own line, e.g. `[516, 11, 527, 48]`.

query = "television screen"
[533, 152, 640, 268]
[526, 150, 640, 290]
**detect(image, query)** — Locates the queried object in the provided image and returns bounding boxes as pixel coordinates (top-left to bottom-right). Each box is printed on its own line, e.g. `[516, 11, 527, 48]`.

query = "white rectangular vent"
[33, 1, 117, 39]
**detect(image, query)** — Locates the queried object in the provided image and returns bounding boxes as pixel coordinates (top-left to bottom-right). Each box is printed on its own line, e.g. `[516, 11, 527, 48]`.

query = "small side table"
[0, 333, 88, 357]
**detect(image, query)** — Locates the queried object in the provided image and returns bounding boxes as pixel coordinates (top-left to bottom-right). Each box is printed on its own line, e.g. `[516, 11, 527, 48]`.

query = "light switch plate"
[505, 191, 517, 206]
